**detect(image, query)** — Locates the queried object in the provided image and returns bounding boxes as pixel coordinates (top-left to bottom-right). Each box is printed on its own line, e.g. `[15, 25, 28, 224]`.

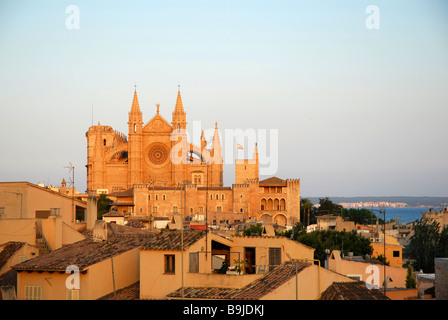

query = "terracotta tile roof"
[167, 262, 311, 300]
[103, 210, 125, 217]
[0, 242, 25, 270]
[229, 262, 310, 300]
[108, 188, 134, 197]
[167, 287, 238, 300]
[98, 282, 140, 300]
[0, 269, 17, 288]
[318, 281, 390, 300]
[259, 177, 287, 186]
[141, 229, 206, 251]
[12, 224, 155, 272]
[126, 220, 145, 229]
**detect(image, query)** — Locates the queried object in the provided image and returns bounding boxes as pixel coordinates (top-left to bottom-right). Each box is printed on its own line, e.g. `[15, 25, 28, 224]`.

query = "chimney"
[87, 191, 98, 230]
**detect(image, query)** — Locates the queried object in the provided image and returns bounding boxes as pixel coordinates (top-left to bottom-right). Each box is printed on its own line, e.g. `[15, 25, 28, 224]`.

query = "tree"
[408, 218, 441, 273]
[300, 198, 314, 225]
[97, 194, 113, 219]
[340, 208, 384, 225]
[405, 264, 416, 288]
[318, 197, 342, 216]
[436, 226, 448, 258]
[242, 223, 263, 236]
[286, 229, 373, 266]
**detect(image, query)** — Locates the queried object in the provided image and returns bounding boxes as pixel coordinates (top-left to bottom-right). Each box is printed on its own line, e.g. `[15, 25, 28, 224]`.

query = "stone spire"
[211, 122, 223, 164]
[130, 89, 141, 114]
[128, 88, 143, 134]
[172, 86, 187, 131]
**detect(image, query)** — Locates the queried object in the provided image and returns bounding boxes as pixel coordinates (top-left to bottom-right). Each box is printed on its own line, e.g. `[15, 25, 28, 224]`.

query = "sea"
[373, 207, 443, 224]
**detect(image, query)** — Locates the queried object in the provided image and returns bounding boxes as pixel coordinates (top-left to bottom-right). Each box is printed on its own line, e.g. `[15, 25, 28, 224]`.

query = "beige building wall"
[0, 243, 39, 276]
[0, 220, 36, 246]
[328, 250, 407, 289]
[140, 233, 315, 300]
[16, 246, 140, 300]
[264, 264, 356, 300]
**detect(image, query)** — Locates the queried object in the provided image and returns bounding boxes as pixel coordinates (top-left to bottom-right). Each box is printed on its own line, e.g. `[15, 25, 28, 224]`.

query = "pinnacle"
[131, 89, 141, 113]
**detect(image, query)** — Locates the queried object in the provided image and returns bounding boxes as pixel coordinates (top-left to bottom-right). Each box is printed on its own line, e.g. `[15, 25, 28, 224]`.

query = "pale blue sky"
[1, 0, 447, 197]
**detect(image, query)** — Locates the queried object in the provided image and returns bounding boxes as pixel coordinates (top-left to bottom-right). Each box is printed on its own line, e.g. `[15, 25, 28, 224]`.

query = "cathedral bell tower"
[171, 87, 188, 185]
[128, 88, 143, 188]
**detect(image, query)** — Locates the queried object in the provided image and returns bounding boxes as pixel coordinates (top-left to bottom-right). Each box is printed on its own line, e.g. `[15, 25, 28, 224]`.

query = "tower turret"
[172, 88, 187, 131]
[128, 88, 143, 188]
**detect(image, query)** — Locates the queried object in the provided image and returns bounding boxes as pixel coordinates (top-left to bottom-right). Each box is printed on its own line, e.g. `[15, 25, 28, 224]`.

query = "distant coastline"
[303, 196, 448, 208]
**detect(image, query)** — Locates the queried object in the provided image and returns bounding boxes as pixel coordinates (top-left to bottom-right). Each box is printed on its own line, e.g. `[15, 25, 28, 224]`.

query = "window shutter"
[189, 252, 199, 273]
[269, 248, 281, 271]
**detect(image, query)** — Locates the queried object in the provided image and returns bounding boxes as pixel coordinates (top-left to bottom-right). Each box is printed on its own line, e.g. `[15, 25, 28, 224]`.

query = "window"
[240, 208, 243, 213]
[190, 208, 193, 214]
[155, 194, 159, 200]
[18, 254, 29, 263]
[216, 206, 222, 212]
[221, 194, 225, 200]
[173, 206, 178, 213]
[66, 289, 80, 300]
[165, 255, 175, 274]
[347, 275, 362, 281]
[103, 139, 106, 146]
[215, 194, 219, 200]
[269, 248, 281, 271]
[163, 194, 166, 200]
[25, 286, 42, 300]
[198, 206, 204, 213]
[393, 251, 400, 257]
[210, 194, 213, 200]
[189, 252, 199, 273]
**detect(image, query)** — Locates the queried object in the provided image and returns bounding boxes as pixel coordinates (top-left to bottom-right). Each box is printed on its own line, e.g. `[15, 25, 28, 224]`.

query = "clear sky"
[1, 0, 447, 197]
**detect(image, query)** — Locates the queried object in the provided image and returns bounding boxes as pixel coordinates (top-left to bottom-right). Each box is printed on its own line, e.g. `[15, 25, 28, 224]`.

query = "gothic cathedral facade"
[86, 88, 300, 226]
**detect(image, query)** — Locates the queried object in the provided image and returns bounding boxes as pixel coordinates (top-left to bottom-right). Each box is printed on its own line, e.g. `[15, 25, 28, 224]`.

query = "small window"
[221, 194, 225, 200]
[139, 208, 143, 213]
[240, 208, 243, 213]
[210, 194, 213, 200]
[393, 251, 400, 257]
[155, 195, 159, 201]
[25, 286, 42, 300]
[215, 194, 219, 200]
[163, 194, 166, 200]
[189, 252, 199, 273]
[198, 206, 203, 213]
[216, 206, 222, 212]
[103, 139, 106, 146]
[173, 206, 178, 213]
[148, 195, 151, 200]
[66, 289, 80, 300]
[269, 248, 281, 271]
[165, 255, 175, 274]
[190, 208, 193, 214]
[18, 254, 29, 263]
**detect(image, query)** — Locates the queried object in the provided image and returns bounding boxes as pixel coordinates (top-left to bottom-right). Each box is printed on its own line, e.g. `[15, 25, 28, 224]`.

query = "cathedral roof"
[259, 177, 287, 186]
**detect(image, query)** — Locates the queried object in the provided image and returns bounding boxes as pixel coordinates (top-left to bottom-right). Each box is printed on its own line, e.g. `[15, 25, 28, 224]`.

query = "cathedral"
[86, 88, 300, 226]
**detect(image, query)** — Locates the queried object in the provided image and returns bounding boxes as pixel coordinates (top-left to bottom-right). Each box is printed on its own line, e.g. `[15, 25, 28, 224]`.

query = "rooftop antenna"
[286, 253, 299, 300]
[64, 162, 75, 223]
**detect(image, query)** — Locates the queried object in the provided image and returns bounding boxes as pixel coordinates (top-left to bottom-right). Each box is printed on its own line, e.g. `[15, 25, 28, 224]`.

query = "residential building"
[0, 182, 91, 254]
[12, 222, 154, 300]
[328, 250, 408, 289]
[318, 281, 390, 300]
